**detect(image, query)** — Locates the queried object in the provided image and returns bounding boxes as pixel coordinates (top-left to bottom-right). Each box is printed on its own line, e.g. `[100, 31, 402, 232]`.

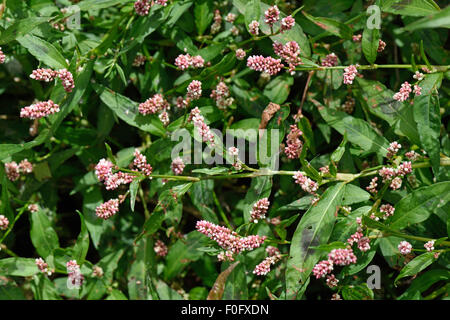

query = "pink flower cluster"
[398, 241, 412, 255]
[366, 177, 378, 194]
[312, 259, 334, 279]
[154, 240, 168, 257]
[30, 68, 57, 82]
[312, 247, 358, 280]
[186, 80, 202, 100]
[134, 0, 167, 16]
[352, 34, 362, 42]
[248, 20, 259, 35]
[280, 15, 295, 33]
[253, 254, 281, 276]
[133, 149, 153, 176]
[424, 240, 435, 252]
[20, 100, 60, 119]
[387, 141, 401, 159]
[235, 48, 246, 60]
[264, 5, 280, 27]
[30, 68, 74, 92]
[343, 64, 359, 84]
[171, 157, 185, 175]
[228, 147, 241, 170]
[284, 124, 303, 159]
[95, 198, 120, 220]
[393, 82, 412, 102]
[188, 107, 215, 145]
[28, 204, 39, 213]
[66, 260, 84, 288]
[380, 204, 395, 219]
[377, 39, 386, 52]
[35, 258, 52, 276]
[174, 53, 205, 70]
[273, 41, 303, 72]
[321, 53, 338, 67]
[405, 150, 420, 161]
[0, 47, 5, 63]
[5, 159, 33, 181]
[250, 198, 270, 223]
[293, 171, 318, 194]
[0, 215, 9, 230]
[328, 248, 357, 266]
[133, 54, 147, 67]
[210, 81, 233, 109]
[247, 55, 284, 76]
[138, 93, 169, 115]
[196, 220, 266, 261]
[211, 10, 222, 34]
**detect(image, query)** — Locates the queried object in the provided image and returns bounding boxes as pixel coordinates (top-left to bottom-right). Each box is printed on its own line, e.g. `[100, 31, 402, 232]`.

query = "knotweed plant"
[0, 0, 449, 302]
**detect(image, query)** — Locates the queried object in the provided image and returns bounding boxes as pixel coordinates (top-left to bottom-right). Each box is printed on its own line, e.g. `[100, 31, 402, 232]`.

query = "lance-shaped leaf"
[17, 34, 69, 70]
[0, 258, 39, 277]
[413, 73, 443, 175]
[302, 11, 353, 39]
[93, 84, 166, 137]
[72, 211, 90, 265]
[362, 24, 379, 64]
[318, 106, 389, 157]
[389, 181, 450, 230]
[285, 182, 345, 299]
[207, 261, 240, 300]
[30, 209, 60, 259]
[0, 17, 50, 44]
[395, 252, 436, 285]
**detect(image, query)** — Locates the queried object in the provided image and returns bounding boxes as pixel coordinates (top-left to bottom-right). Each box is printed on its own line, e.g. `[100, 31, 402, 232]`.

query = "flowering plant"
[0, 0, 449, 301]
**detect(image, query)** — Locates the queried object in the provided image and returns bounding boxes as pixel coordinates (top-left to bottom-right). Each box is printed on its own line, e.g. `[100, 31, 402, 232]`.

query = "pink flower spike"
[20, 100, 60, 119]
[280, 15, 295, 32]
[95, 199, 120, 220]
[250, 198, 270, 223]
[398, 241, 412, 255]
[264, 5, 280, 27]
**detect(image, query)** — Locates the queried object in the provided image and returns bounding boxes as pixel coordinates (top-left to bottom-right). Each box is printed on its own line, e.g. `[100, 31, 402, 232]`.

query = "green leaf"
[223, 258, 248, 299]
[381, 0, 440, 17]
[318, 107, 389, 156]
[342, 184, 371, 205]
[263, 75, 293, 104]
[194, 0, 214, 36]
[302, 11, 352, 39]
[30, 209, 59, 259]
[395, 252, 436, 285]
[129, 179, 139, 212]
[0, 17, 50, 44]
[72, 211, 89, 265]
[389, 182, 450, 230]
[341, 284, 374, 300]
[82, 187, 105, 249]
[0, 284, 26, 300]
[413, 73, 443, 175]
[93, 84, 166, 137]
[127, 235, 156, 300]
[244, 0, 261, 29]
[207, 261, 240, 300]
[398, 269, 450, 299]
[0, 258, 39, 277]
[399, 6, 450, 32]
[285, 182, 345, 299]
[17, 34, 69, 70]
[164, 231, 208, 281]
[362, 24, 379, 65]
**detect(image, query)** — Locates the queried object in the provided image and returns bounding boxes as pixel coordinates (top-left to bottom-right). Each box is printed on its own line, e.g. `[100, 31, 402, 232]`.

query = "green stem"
[295, 64, 450, 72]
[0, 203, 29, 245]
[212, 191, 232, 229]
